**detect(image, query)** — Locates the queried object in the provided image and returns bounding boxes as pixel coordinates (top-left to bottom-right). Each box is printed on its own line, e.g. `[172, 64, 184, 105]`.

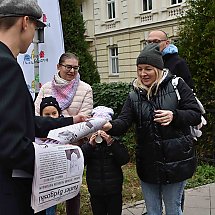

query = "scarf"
[52, 72, 80, 110]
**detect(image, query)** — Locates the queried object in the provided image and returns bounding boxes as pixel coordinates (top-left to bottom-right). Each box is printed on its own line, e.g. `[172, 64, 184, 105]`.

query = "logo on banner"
[43, 13, 51, 28]
[23, 50, 49, 65]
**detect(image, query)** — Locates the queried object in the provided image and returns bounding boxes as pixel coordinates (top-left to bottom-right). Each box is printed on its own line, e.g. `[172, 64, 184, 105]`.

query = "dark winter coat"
[108, 71, 201, 184]
[0, 41, 74, 215]
[163, 53, 194, 89]
[81, 138, 129, 196]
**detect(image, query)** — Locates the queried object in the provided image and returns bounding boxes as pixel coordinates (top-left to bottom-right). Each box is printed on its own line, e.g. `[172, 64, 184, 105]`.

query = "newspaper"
[31, 142, 84, 213]
[31, 118, 107, 212]
[47, 117, 107, 144]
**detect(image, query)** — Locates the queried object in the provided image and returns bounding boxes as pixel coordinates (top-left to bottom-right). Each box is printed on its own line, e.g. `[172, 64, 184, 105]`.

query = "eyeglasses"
[145, 39, 167, 44]
[60, 64, 79, 72]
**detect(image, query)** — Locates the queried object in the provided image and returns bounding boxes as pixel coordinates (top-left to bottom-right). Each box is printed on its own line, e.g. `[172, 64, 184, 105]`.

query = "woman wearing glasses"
[34, 52, 93, 215]
[35, 52, 93, 118]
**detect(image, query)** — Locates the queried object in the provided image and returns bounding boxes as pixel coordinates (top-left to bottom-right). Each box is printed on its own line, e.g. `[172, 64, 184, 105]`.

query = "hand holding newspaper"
[31, 117, 107, 212]
[47, 117, 107, 144]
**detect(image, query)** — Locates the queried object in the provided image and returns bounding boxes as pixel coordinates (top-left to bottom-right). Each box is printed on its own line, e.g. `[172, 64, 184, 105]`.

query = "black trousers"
[66, 192, 81, 215]
[0, 176, 34, 215]
[90, 193, 122, 215]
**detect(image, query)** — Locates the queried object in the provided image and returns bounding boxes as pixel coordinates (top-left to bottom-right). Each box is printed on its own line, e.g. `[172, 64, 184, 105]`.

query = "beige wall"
[83, 0, 188, 83]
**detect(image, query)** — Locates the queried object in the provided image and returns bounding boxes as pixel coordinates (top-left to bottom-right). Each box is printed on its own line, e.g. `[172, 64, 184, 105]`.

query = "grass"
[186, 163, 215, 188]
[56, 162, 215, 215]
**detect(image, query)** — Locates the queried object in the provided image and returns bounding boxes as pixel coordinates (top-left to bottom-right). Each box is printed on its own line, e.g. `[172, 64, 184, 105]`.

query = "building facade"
[81, 0, 187, 83]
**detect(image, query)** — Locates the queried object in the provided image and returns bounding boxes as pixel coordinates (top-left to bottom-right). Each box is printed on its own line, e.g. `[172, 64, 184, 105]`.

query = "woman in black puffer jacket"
[103, 43, 201, 215]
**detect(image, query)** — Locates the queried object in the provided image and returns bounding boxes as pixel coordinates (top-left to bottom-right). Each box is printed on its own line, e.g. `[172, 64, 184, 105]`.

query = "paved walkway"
[122, 183, 215, 215]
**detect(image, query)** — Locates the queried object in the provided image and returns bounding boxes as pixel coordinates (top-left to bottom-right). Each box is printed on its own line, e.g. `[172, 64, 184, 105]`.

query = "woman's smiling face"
[137, 64, 156, 87]
[58, 58, 79, 81]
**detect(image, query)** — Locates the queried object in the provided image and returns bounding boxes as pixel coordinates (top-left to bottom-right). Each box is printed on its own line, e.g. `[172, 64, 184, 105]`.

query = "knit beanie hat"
[136, 43, 164, 70]
[40, 96, 61, 116]
[92, 106, 114, 121]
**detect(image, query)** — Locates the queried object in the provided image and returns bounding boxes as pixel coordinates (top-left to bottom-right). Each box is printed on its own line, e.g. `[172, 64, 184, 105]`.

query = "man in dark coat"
[147, 30, 194, 88]
[0, 1, 85, 214]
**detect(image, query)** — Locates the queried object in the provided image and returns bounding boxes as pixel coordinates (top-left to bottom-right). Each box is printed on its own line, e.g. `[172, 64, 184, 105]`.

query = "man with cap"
[0, 1, 86, 214]
[102, 43, 201, 215]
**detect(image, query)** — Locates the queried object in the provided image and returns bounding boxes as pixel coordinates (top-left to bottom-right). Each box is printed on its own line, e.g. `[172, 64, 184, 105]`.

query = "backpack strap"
[171, 76, 207, 140]
[171, 76, 181, 101]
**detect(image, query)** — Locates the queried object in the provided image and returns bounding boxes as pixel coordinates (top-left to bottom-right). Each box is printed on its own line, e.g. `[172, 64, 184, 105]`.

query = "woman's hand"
[153, 110, 173, 126]
[73, 114, 89, 124]
[102, 122, 112, 131]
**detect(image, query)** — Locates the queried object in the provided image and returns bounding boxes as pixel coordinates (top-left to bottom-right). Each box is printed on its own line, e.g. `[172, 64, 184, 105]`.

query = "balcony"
[140, 13, 153, 23]
[134, 11, 153, 26]
[166, 4, 187, 19]
[100, 19, 120, 32]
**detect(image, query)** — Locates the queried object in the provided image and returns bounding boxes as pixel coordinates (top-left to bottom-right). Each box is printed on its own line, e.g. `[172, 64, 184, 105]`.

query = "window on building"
[143, 0, 152, 11]
[110, 47, 119, 74]
[171, 0, 182, 5]
[107, 0, 115, 19]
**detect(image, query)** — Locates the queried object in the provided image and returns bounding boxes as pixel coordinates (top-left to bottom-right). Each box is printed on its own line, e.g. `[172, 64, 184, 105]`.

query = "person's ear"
[166, 39, 170, 46]
[21, 16, 29, 31]
[57, 64, 61, 70]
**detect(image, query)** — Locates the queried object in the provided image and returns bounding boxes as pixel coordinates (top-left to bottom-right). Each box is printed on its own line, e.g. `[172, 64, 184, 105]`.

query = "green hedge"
[92, 82, 131, 118]
[92, 82, 136, 160]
